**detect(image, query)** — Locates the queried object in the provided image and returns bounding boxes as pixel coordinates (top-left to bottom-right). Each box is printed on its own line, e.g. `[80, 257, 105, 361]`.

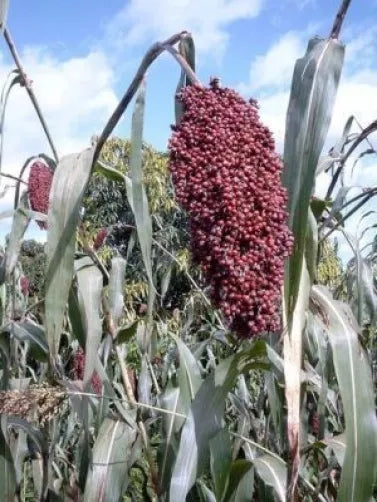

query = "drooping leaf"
[8, 320, 48, 362]
[170, 341, 267, 500]
[45, 147, 95, 360]
[224, 459, 253, 502]
[253, 455, 287, 502]
[283, 37, 345, 314]
[7, 417, 49, 499]
[83, 418, 137, 502]
[311, 285, 377, 502]
[116, 320, 138, 345]
[325, 433, 346, 466]
[128, 80, 153, 287]
[75, 257, 103, 386]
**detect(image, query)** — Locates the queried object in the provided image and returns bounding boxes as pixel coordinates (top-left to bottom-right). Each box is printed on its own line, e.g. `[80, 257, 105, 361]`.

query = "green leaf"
[84, 418, 137, 502]
[3, 195, 30, 281]
[224, 459, 253, 502]
[108, 256, 126, 325]
[8, 320, 48, 362]
[45, 147, 95, 360]
[94, 160, 124, 182]
[229, 459, 254, 502]
[170, 341, 267, 500]
[115, 320, 138, 345]
[325, 433, 346, 466]
[311, 285, 377, 502]
[7, 417, 49, 499]
[176, 337, 202, 401]
[0, 417, 16, 501]
[158, 387, 181, 492]
[197, 481, 217, 502]
[68, 287, 86, 348]
[75, 257, 103, 386]
[283, 37, 345, 314]
[128, 80, 153, 288]
[305, 207, 318, 282]
[253, 455, 286, 502]
[210, 429, 232, 501]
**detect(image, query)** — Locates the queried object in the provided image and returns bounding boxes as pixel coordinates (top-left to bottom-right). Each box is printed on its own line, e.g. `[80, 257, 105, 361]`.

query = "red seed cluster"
[28, 160, 54, 229]
[168, 81, 293, 337]
[20, 276, 30, 296]
[93, 227, 108, 250]
[72, 347, 102, 395]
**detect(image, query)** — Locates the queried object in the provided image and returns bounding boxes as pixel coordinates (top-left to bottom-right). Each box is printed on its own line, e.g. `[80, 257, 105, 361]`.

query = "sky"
[0, 0, 377, 261]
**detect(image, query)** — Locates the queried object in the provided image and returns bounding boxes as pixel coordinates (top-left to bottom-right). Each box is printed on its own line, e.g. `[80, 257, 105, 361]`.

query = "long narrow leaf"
[84, 418, 137, 502]
[75, 257, 103, 385]
[128, 80, 153, 287]
[283, 37, 345, 313]
[311, 285, 377, 502]
[45, 147, 95, 360]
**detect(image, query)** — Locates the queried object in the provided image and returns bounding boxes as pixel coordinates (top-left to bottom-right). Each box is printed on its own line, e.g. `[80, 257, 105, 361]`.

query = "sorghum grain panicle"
[28, 160, 54, 229]
[20, 275, 30, 296]
[72, 347, 102, 395]
[93, 227, 108, 250]
[168, 81, 293, 338]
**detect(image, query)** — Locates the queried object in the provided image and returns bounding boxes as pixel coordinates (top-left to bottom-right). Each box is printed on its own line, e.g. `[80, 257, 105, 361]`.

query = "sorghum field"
[1, 0, 377, 500]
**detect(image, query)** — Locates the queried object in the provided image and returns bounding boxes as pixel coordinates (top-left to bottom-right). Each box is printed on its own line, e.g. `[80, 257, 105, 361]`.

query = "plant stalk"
[330, 0, 352, 39]
[94, 31, 201, 165]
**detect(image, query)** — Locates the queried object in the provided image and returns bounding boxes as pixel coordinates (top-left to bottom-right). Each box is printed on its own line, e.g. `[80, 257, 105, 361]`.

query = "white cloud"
[106, 0, 263, 55]
[239, 32, 304, 93]
[0, 46, 118, 240]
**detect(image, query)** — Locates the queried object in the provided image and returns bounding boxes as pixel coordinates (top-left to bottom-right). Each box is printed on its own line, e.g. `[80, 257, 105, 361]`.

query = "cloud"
[239, 32, 304, 94]
[0, 46, 118, 240]
[106, 0, 263, 55]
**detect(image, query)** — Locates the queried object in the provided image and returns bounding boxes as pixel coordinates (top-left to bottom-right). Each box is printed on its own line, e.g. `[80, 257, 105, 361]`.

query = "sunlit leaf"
[84, 418, 137, 502]
[45, 147, 95, 360]
[311, 285, 377, 502]
[75, 257, 103, 386]
[128, 80, 153, 287]
[283, 37, 345, 313]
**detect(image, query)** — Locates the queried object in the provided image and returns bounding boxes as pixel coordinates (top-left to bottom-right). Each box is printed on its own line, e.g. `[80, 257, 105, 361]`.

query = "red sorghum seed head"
[28, 160, 54, 229]
[93, 227, 108, 250]
[20, 275, 30, 296]
[168, 81, 293, 338]
[72, 347, 102, 395]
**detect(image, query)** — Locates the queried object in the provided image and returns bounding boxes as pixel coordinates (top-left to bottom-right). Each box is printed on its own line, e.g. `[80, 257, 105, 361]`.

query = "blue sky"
[1, 0, 377, 259]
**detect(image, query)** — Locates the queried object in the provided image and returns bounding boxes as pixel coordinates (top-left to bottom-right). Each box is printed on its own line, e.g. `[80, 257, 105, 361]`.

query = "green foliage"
[19, 240, 45, 297]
